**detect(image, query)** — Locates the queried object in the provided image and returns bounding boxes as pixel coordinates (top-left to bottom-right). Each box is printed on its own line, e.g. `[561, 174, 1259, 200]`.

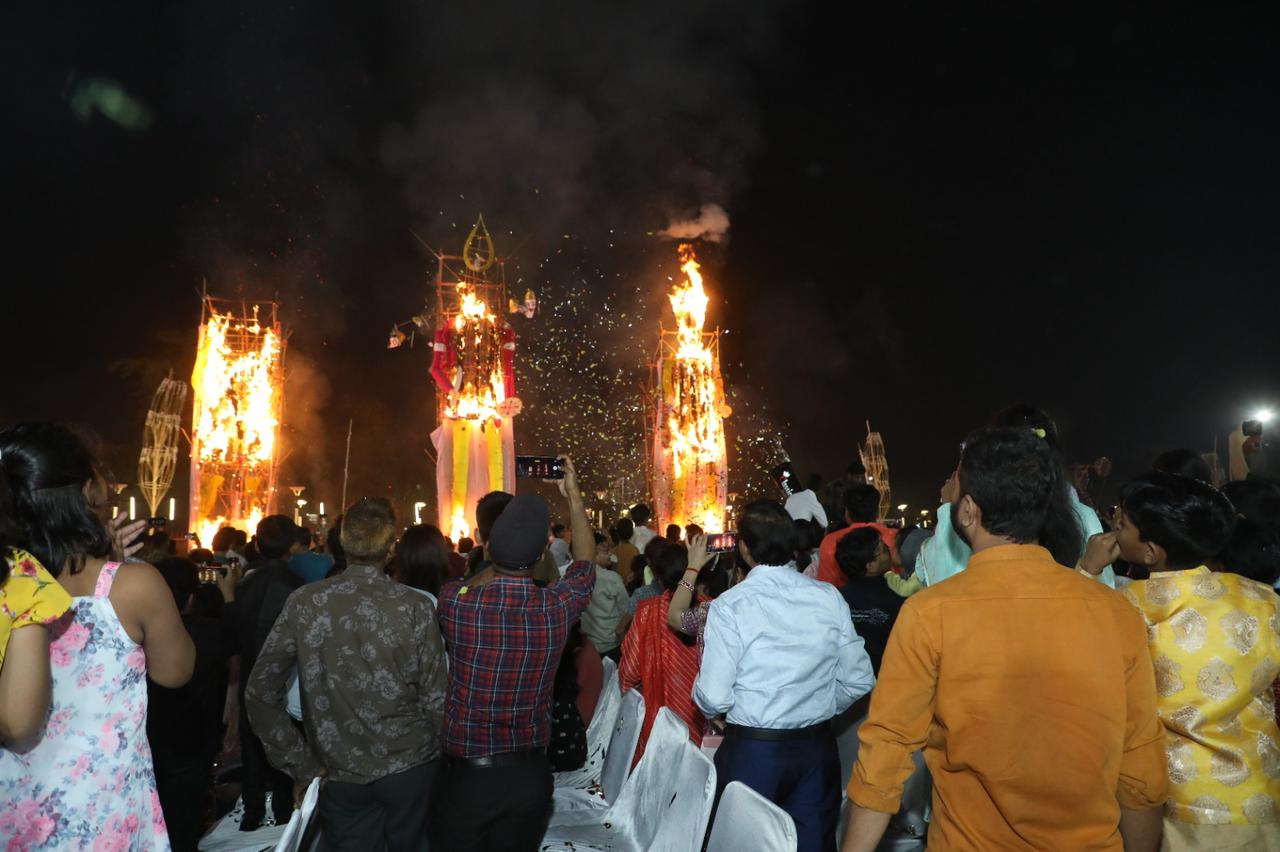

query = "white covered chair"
[836, 749, 931, 852]
[275, 777, 321, 852]
[707, 781, 798, 852]
[550, 688, 645, 824]
[199, 779, 323, 852]
[198, 792, 290, 851]
[552, 656, 621, 791]
[541, 707, 717, 852]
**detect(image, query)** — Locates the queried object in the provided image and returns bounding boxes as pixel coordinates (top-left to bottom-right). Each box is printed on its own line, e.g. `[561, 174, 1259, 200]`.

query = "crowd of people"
[0, 405, 1278, 851]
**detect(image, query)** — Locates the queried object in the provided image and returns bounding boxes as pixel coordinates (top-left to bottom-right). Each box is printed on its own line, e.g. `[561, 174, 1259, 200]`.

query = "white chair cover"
[275, 777, 321, 852]
[198, 792, 289, 851]
[707, 781, 798, 852]
[550, 688, 645, 825]
[541, 707, 717, 852]
[552, 657, 621, 791]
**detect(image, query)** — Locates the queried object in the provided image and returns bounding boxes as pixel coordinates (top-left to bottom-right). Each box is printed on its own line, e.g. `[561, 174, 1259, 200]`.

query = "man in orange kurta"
[843, 428, 1168, 852]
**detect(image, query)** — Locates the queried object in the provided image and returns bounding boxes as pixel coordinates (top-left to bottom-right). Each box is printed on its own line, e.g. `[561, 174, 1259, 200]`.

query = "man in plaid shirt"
[430, 457, 596, 852]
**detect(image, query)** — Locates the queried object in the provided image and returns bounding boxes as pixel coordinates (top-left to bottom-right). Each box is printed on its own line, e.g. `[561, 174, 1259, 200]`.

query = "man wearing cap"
[430, 457, 596, 852]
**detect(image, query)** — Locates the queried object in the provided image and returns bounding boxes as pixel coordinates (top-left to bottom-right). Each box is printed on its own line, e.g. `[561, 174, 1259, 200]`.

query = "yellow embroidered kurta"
[0, 549, 73, 667]
[1124, 567, 1280, 826]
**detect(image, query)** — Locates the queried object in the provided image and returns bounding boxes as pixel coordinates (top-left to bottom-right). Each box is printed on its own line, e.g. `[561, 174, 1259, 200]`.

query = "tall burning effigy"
[428, 218, 522, 540]
[188, 294, 286, 546]
[649, 245, 731, 531]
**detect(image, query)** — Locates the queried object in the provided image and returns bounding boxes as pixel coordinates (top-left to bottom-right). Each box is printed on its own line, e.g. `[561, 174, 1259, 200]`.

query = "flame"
[443, 282, 508, 422]
[448, 505, 471, 542]
[196, 510, 264, 552]
[194, 307, 281, 465]
[664, 245, 726, 531]
[191, 304, 282, 539]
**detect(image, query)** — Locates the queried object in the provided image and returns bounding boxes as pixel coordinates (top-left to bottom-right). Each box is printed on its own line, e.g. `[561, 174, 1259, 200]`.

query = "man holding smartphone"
[431, 457, 596, 852]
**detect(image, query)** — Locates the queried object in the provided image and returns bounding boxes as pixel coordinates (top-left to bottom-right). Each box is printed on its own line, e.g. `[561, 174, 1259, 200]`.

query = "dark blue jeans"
[712, 729, 840, 852]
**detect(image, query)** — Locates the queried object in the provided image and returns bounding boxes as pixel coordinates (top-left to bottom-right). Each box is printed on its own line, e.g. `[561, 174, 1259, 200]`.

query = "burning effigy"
[428, 218, 522, 540]
[650, 244, 730, 531]
[188, 294, 286, 545]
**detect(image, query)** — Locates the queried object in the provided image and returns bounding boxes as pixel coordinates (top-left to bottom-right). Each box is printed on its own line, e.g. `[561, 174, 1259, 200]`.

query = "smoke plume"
[658, 203, 731, 243]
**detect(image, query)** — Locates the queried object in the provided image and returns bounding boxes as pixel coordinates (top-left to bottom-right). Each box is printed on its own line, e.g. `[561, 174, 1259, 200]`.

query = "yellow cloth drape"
[451, 420, 470, 519]
[485, 421, 504, 493]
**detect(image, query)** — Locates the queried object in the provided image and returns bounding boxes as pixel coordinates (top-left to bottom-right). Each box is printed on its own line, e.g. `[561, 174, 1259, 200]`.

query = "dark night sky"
[4, 2, 1277, 525]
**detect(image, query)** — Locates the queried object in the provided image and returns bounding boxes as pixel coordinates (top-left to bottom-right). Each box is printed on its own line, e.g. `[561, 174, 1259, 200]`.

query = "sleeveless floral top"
[0, 562, 170, 850]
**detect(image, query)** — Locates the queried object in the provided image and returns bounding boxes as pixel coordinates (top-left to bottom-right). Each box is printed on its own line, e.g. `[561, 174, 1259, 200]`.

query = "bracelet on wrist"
[677, 578, 697, 593]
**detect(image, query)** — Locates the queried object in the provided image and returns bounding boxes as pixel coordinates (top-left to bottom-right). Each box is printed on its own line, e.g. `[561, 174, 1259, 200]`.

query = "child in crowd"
[1081, 472, 1280, 848]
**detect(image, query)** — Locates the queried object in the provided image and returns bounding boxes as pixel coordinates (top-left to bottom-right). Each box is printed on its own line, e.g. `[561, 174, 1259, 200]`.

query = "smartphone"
[1243, 420, 1264, 438]
[516, 455, 566, 480]
[771, 463, 798, 497]
[706, 532, 738, 554]
[197, 567, 224, 585]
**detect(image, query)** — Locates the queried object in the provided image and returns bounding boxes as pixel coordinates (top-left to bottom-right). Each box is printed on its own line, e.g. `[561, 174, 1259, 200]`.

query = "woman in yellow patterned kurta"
[0, 547, 73, 743]
[1108, 472, 1280, 851]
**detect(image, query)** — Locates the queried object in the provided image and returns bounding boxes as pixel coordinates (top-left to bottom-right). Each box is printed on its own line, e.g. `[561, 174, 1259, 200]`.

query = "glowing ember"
[189, 300, 284, 545]
[653, 244, 729, 532]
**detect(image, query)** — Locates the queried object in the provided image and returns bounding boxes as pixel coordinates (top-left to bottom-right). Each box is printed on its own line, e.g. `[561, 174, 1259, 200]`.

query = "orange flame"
[665, 245, 726, 531]
[191, 305, 282, 542]
[448, 505, 472, 542]
[443, 283, 507, 422]
[193, 308, 281, 465]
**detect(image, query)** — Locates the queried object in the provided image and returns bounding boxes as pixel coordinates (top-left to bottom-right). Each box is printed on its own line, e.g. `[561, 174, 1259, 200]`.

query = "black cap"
[488, 493, 551, 569]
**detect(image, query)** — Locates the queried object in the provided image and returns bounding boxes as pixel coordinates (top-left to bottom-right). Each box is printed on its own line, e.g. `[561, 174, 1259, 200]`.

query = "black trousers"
[239, 702, 294, 825]
[154, 751, 213, 852]
[321, 760, 440, 852]
[429, 756, 553, 852]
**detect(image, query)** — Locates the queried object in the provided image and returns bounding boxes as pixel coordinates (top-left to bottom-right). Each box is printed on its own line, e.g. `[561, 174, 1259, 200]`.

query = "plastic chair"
[550, 688, 645, 825]
[275, 777, 321, 852]
[541, 707, 717, 852]
[836, 749, 931, 852]
[198, 792, 289, 851]
[707, 781, 798, 852]
[553, 657, 621, 791]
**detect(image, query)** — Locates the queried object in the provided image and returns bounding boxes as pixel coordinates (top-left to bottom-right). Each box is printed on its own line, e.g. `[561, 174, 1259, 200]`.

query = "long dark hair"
[0, 423, 112, 577]
[958, 427, 1083, 567]
[0, 472, 21, 586]
[392, 523, 450, 596]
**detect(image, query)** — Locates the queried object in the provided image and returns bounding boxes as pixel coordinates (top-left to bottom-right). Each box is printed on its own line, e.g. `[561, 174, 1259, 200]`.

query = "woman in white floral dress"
[0, 424, 194, 850]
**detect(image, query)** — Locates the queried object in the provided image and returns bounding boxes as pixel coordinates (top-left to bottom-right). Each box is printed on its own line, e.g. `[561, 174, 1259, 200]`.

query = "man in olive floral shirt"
[247, 498, 448, 851]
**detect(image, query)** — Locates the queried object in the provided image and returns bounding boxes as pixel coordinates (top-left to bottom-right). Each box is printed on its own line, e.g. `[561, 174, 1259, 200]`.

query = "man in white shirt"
[628, 503, 657, 552]
[784, 487, 829, 528]
[695, 499, 875, 852]
[776, 463, 830, 529]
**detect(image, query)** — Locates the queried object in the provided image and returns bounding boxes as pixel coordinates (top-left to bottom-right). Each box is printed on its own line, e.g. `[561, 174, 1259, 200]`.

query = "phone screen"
[515, 455, 566, 480]
[706, 532, 738, 554]
[771, 463, 797, 497]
